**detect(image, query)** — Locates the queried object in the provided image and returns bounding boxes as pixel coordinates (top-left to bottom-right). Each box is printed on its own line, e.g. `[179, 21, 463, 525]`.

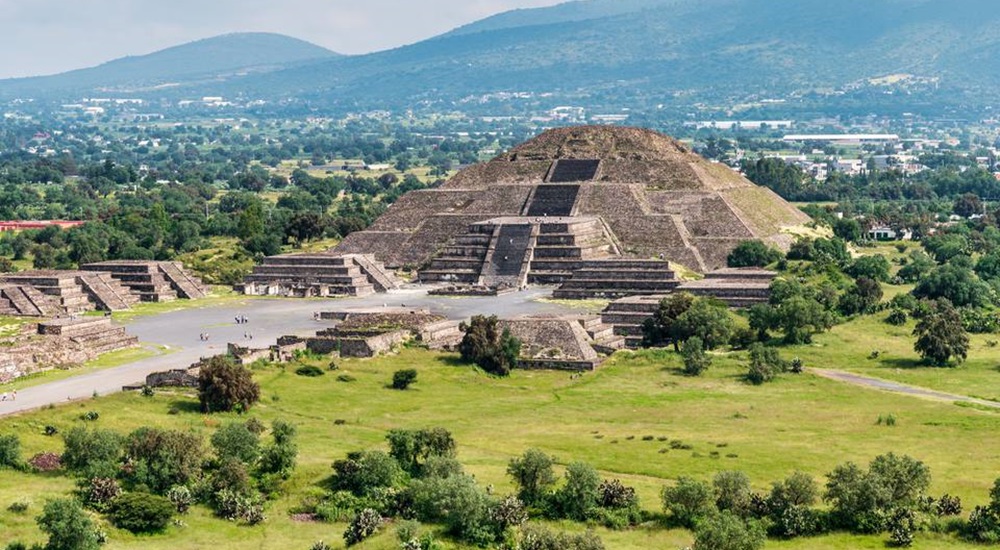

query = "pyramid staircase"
[158, 262, 209, 299]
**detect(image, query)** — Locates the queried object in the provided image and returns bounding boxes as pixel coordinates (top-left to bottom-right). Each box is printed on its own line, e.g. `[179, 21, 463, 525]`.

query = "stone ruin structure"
[238, 253, 402, 297]
[292, 308, 459, 358]
[331, 125, 808, 298]
[0, 317, 138, 382]
[80, 260, 208, 302]
[0, 261, 207, 315]
[600, 268, 778, 348]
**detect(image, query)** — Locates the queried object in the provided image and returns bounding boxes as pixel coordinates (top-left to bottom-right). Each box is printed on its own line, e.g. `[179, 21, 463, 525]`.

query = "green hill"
[0, 32, 338, 96]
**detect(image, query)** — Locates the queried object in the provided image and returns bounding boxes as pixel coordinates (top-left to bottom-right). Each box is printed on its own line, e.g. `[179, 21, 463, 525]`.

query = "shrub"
[662, 476, 716, 528]
[84, 477, 122, 512]
[7, 498, 30, 513]
[36, 498, 102, 550]
[309, 542, 332, 550]
[714, 471, 753, 518]
[215, 489, 266, 524]
[728, 240, 783, 268]
[295, 365, 325, 377]
[886, 309, 908, 325]
[681, 337, 712, 376]
[166, 485, 193, 514]
[141, 385, 155, 397]
[386, 427, 457, 477]
[108, 492, 175, 533]
[458, 315, 521, 376]
[693, 510, 767, 550]
[936, 494, 962, 516]
[553, 462, 602, 521]
[211, 422, 260, 464]
[0, 433, 22, 470]
[80, 411, 99, 421]
[337, 374, 356, 383]
[61, 427, 121, 479]
[43, 425, 58, 436]
[123, 427, 204, 494]
[392, 369, 418, 390]
[746, 343, 786, 385]
[888, 507, 916, 547]
[507, 448, 557, 506]
[344, 508, 382, 546]
[599, 479, 639, 510]
[333, 450, 404, 496]
[28, 452, 62, 472]
[198, 355, 260, 413]
[519, 524, 605, 550]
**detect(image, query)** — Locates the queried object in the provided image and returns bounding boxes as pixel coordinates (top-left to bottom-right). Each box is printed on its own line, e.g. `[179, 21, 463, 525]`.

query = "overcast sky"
[0, 0, 565, 79]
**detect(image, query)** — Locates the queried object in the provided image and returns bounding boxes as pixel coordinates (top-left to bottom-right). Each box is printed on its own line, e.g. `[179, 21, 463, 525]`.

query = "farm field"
[2, 331, 998, 549]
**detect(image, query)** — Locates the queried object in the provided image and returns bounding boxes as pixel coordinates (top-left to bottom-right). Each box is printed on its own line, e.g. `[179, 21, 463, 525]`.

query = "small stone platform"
[239, 253, 401, 298]
[0, 317, 138, 382]
[81, 260, 208, 302]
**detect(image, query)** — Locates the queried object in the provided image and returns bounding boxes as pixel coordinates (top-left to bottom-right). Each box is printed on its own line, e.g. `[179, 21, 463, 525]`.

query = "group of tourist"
[1, 389, 16, 402]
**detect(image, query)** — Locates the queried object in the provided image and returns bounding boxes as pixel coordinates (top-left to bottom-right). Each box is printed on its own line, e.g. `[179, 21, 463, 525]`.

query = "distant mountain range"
[3, 0, 1000, 116]
[0, 33, 337, 98]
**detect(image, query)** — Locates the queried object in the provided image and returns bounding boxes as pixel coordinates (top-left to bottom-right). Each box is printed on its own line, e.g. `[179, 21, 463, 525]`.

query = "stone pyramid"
[334, 125, 809, 273]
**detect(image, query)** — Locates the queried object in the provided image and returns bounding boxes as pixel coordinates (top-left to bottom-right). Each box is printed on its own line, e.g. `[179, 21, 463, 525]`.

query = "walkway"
[810, 368, 1000, 409]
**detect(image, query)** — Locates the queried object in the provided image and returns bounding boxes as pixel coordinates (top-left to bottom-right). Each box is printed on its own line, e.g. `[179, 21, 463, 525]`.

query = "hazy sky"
[0, 0, 565, 79]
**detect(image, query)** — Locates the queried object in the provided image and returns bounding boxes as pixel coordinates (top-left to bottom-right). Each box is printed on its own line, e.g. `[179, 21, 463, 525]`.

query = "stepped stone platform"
[0, 317, 138, 382]
[0, 284, 62, 317]
[238, 253, 401, 298]
[599, 268, 777, 347]
[675, 267, 776, 307]
[0, 270, 138, 313]
[299, 309, 448, 358]
[335, 126, 809, 278]
[498, 315, 627, 371]
[81, 260, 208, 302]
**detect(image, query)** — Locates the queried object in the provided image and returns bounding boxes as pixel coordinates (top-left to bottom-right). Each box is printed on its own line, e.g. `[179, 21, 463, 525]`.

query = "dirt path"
[810, 368, 1000, 409]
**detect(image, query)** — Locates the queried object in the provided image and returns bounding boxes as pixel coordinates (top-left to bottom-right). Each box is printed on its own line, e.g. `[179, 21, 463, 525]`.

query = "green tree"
[507, 448, 557, 506]
[713, 471, 753, 518]
[833, 218, 863, 242]
[914, 299, 969, 366]
[386, 427, 456, 476]
[839, 276, 884, 315]
[61, 427, 122, 480]
[36, 498, 101, 550]
[124, 427, 204, 494]
[211, 422, 260, 464]
[0, 433, 22, 470]
[824, 453, 931, 533]
[458, 315, 521, 376]
[333, 450, 404, 496]
[554, 462, 602, 521]
[198, 355, 261, 413]
[746, 343, 787, 385]
[662, 477, 716, 528]
[641, 293, 694, 348]
[913, 264, 991, 308]
[674, 299, 735, 350]
[727, 240, 783, 268]
[681, 336, 712, 376]
[847, 255, 891, 282]
[693, 511, 766, 550]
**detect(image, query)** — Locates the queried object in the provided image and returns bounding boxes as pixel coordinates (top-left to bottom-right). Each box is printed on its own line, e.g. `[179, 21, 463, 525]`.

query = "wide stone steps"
[76, 274, 137, 311]
[158, 262, 208, 299]
[350, 255, 403, 292]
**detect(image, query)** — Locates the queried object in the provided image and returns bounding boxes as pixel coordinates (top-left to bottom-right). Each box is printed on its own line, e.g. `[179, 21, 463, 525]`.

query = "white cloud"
[0, 0, 565, 78]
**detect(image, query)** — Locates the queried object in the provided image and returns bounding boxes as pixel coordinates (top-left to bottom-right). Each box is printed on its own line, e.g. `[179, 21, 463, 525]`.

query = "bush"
[714, 471, 753, 518]
[746, 343, 786, 385]
[36, 498, 102, 550]
[662, 476, 716, 528]
[80, 411, 99, 421]
[124, 427, 204, 494]
[108, 492, 175, 533]
[553, 462, 601, 521]
[0, 433, 22, 470]
[344, 508, 382, 546]
[392, 369, 418, 390]
[936, 494, 962, 516]
[728, 240, 783, 268]
[167, 485, 193, 514]
[211, 422, 260, 464]
[693, 510, 767, 550]
[519, 524, 605, 550]
[458, 315, 521, 376]
[83, 477, 122, 512]
[198, 355, 261, 413]
[681, 337, 712, 376]
[215, 489, 266, 524]
[886, 309, 908, 326]
[295, 365, 325, 377]
[888, 507, 916, 547]
[507, 448, 557, 506]
[7, 498, 30, 513]
[28, 452, 62, 472]
[333, 450, 404, 496]
[61, 427, 121, 479]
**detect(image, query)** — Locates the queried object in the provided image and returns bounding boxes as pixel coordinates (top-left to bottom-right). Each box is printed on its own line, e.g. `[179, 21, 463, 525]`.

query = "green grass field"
[2, 336, 998, 549]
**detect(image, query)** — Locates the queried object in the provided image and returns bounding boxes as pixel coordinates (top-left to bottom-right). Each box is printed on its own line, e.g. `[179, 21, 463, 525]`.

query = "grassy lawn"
[0, 343, 171, 391]
[2, 346, 997, 548]
[106, 287, 248, 323]
[788, 311, 1000, 402]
